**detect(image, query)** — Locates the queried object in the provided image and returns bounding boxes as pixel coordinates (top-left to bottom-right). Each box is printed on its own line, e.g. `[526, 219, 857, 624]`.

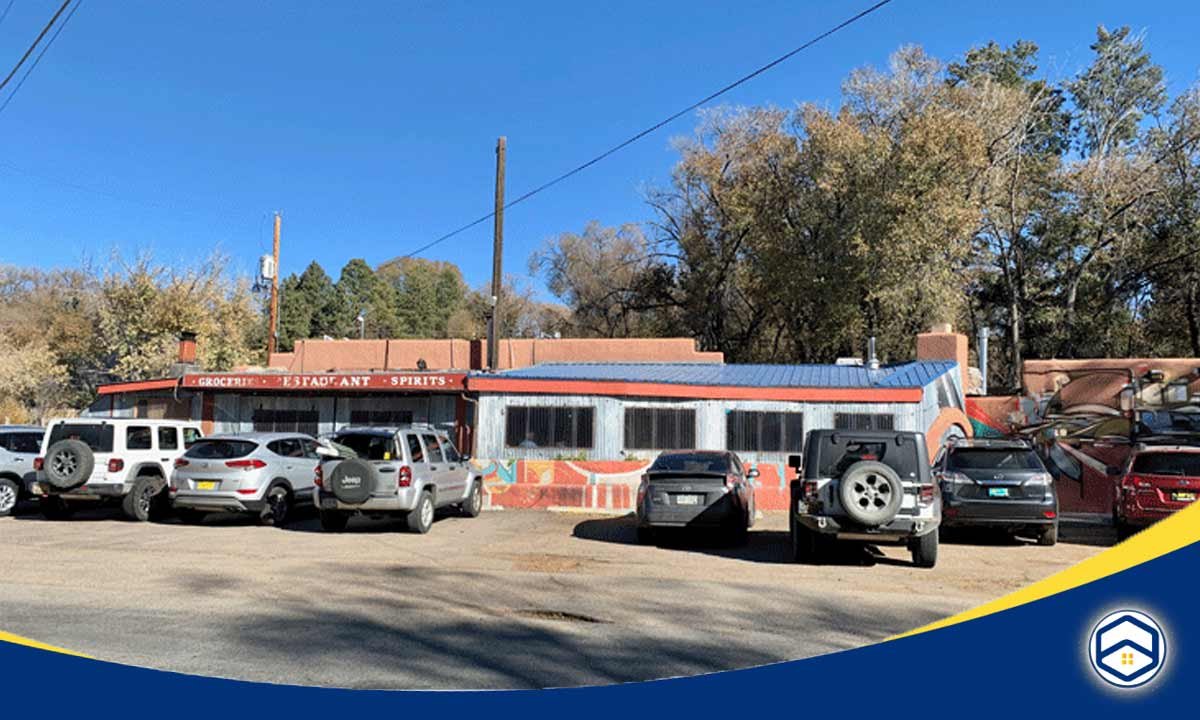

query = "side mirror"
[787, 454, 803, 470]
[747, 468, 760, 479]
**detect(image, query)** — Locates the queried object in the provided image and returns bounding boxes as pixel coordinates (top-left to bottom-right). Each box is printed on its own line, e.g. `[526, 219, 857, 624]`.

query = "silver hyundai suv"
[314, 425, 482, 534]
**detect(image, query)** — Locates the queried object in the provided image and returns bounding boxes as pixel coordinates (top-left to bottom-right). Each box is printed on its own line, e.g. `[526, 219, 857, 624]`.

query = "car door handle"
[161, 458, 170, 462]
[430, 466, 440, 471]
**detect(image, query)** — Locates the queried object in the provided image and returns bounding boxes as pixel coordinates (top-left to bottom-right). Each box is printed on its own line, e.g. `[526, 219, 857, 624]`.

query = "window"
[183, 428, 202, 448]
[650, 452, 732, 474]
[126, 426, 152, 450]
[1, 432, 42, 454]
[406, 434, 425, 463]
[184, 439, 258, 459]
[332, 432, 396, 461]
[624, 407, 695, 450]
[833, 413, 895, 431]
[349, 409, 414, 426]
[442, 439, 461, 463]
[252, 409, 319, 436]
[727, 411, 804, 453]
[1132, 452, 1200, 476]
[948, 448, 1043, 471]
[49, 423, 114, 453]
[158, 427, 179, 451]
[422, 434, 445, 464]
[505, 406, 594, 449]
[267, 438, 305, 458]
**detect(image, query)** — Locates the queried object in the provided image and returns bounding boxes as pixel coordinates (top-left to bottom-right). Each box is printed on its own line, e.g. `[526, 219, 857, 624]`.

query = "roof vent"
[867, 336, 880, 371]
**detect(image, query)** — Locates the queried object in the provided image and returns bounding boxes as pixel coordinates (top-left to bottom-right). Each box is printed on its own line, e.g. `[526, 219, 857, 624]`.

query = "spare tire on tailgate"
[43, 439, 94, 490]
[328, 458, 377, 504]
[838, 460, 903, 527]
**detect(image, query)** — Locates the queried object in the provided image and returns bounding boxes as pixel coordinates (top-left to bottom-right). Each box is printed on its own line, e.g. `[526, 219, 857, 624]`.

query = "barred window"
[505, 406, 594, 449]
[727, 411, 804, 453]
[833, 412, 895, 431]
[252, 409, 319, 436]
[350, 409, 414, 426]
[624, 407, 696, 450]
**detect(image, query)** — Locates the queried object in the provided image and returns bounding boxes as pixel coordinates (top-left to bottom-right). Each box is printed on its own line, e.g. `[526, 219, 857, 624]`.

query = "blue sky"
[1, 0, 1198, 296]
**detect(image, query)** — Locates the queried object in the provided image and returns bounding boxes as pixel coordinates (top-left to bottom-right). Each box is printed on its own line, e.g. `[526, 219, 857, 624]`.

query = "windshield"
[184, 439, 258, 460]
[949, 448, 1043, 471]
[1132, 452, 1200, 477]
[650, 453, 730, 474]
[331, 433, 395, 461]
[48, 423, 114, 453]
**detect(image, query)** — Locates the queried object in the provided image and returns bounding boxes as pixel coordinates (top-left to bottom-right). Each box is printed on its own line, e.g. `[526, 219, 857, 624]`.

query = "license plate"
[1173, 492, 1196, 502]
[988, 487, 1009, 498]
[675, 494, 703, 506]
[321, 497, 338, 509]
[195, 481, 218, 491]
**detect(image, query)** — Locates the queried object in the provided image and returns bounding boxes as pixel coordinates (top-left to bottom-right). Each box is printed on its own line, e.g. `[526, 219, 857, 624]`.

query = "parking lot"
[0, 506, 1107, 689]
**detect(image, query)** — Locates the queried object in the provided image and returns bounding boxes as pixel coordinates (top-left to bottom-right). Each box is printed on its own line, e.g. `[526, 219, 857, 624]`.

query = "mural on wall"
[471, 458, 794, 512]
[967, 361, 1200, 514]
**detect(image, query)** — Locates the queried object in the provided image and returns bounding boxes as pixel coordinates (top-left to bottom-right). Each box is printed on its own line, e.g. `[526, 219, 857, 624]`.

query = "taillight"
[802, 480, 818, 501]
[918, 484, 935, 506]
[174, 458, 189, 468]
[226, 459, 267, 469]
[1125, 474, 1153, 489]
[108, 458, 124, 473]
[1043, 510, 1057, 519]
[637, 474, 648, 505]
[33, 457, 44, 471]
[725, 473, 738, 488]
[398, 465, 412, 488]
[314, 464, 324, 489]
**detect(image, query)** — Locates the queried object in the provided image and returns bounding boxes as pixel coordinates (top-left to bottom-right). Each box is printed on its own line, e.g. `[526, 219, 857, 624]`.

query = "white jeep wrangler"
[35, 418, 203, 521]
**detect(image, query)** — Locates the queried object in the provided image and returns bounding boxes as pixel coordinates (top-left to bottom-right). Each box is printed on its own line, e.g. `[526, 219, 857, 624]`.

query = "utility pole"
[267, 212, 282, 355]
[487, 136, 506, 370]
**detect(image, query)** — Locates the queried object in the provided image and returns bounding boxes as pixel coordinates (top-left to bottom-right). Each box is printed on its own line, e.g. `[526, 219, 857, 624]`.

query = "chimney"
[866, 336, 880, 370]
[178, 331, 197, 364]
[916, 324, 969, 392]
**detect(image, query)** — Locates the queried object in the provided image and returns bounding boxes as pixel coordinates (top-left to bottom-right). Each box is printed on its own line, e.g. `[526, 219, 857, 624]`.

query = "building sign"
[181, 372, 467, 392]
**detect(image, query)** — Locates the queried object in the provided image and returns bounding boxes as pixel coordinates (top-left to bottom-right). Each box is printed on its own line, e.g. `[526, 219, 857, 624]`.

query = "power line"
[0, 0, 82, 115]
[401, 0, 895, 259]
[0, 0, 71, 94]
[0, 1, 16, 29]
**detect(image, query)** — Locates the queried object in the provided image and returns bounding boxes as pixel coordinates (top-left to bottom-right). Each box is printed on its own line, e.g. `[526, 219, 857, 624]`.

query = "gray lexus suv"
[935, 438, 1059, 545]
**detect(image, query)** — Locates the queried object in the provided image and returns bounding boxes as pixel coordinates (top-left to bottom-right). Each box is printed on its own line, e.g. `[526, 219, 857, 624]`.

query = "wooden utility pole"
[266, 212, 282, 355]
[488, 137, 506, 370]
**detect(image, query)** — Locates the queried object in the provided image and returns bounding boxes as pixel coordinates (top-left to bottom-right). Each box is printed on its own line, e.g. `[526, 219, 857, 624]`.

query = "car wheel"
[727, 513, 750, 546]
[909, 529, 938, 569]
[1115, 519, 1137, 541]
[460, 480, 483, 518]
[0, 478, 19, 517]
[319, 509, 349, 532]
[175, 508, 206, 525]
[635, 526, 654, 545]
[262, 484, 292, 526]
[39, 496, 74, 520]
[406, 490, 434, 534]
[122, 476, 159, 522]
[791, 518, 823, 564]
[1037, 523, 1058, 546]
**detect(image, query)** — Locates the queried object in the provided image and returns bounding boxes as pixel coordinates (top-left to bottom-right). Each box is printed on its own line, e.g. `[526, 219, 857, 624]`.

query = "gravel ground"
[0, 504, 1108, 689]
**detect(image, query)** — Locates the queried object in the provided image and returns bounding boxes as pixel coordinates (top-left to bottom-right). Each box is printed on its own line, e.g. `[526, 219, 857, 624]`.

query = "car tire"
[1037, 523, 1059, 546]
[910, 529, 938, 569]
[727, 513, 750, 546]
[838, 461, 904, 527]
[122, 476, 161, 522]
[1115, 519, 1137, 541]
[406, 490, 434, 534]
[261, 484, 292, 526]
[319, 509, 349, 532]
[0, 477, 19, 517]
[39, 496, 74, 520]
[635, 526, 654, 545]
[460, 480, 483, 518]
[175, 508, 206, 525]
[790, 519, 823, 564]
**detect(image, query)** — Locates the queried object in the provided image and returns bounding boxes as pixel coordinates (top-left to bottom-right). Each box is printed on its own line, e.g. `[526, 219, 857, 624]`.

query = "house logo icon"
[1088, 610, 1167, 688]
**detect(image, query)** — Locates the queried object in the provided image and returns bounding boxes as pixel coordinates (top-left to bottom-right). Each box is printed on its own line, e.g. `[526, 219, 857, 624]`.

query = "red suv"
[1114, 445, 1200, 539]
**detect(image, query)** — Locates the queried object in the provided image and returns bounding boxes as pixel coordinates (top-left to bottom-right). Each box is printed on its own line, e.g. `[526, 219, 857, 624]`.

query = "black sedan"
[635, 450, 757, 545]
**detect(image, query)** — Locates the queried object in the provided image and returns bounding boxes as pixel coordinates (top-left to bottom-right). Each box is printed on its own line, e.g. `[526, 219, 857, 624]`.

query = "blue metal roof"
[489, 361, 957, 389]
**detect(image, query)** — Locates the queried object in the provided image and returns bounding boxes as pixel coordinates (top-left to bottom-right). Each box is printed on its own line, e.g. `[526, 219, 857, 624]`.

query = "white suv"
[35, 418, 203, 521]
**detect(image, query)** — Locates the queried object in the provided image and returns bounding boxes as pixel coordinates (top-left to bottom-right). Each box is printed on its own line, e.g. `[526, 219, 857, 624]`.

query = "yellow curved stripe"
[0, 630, 91, 658]
[890, 500, 1200, 641]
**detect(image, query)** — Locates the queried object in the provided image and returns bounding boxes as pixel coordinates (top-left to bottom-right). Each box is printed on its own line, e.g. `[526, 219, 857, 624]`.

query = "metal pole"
[488, 137, 506, 370]
[978, 325, 989, 395]
[267, 212, 281, 355]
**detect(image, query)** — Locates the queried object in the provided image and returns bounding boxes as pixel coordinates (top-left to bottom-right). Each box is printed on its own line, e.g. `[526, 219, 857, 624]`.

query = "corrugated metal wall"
[475, 393, 924, 464]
